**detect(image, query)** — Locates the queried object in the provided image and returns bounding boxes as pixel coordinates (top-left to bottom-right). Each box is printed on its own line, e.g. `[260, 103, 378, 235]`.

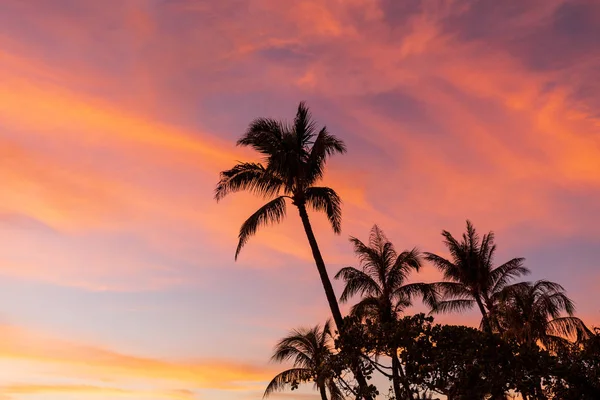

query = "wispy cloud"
[0, 324, 275, 394]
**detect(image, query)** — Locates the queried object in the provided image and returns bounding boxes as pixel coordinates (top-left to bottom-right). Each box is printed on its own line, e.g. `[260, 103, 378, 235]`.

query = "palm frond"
[215, 162, 285, 201]
[531, 281, 575, 318]
[236, 196, 286, 259]
[350, 296, 381, 320]
[369, 225, 387, 248]
[294, 101, 318, 148]
[335, 267, 381, 302]
[489, 257, 529, 294]
[349, 236, 382, 275]
[464, 220, 479, 251]
[238, 117, 286, 155]
[387, 248, 421, 288]
[272, 326, 322, 367]
[498, 281, 531, 300]
[394, 248, 422, 271]
[272, 341, 313, 367]
[539, 292, 576, 318]
[320, 319, 334, 348]
[541, 334, 572, 352]
[531, 280, 567, 295]
[441, 230, 468, 270]
[432, 299, 475, 314]
[393, 282, 439, 311]
[432, 281, 472, 300]
[304, 186, 342, 234]
[546, 317, 588, 340]
[423, 253, 459, 281]
[263, 368, 313, 398]
[479, 230, 496, 268]
[307, 127, 346, 183]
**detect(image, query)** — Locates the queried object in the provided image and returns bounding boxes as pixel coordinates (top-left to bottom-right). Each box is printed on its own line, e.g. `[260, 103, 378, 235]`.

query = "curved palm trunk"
[475, 295, 492, 334]
[483, 296, 504, 335]
[297, 204, 344, 327]
[296, 204, 370, 400]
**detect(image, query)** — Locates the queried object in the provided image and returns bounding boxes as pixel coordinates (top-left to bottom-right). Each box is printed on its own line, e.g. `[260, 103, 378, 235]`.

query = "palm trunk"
[297, 204, 344, 327]
[391, 352, 403, 400]
[318, 382, 329, 400]
[475, 295, 492, 334]
[483, 296, 504, 335]
[296, 204, 371, 399]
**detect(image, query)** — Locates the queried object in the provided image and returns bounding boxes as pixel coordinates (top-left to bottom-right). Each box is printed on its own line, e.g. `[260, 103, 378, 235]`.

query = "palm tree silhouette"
[216, 103, 373, 398]
[424, 220, 529, 333]
[496, 280, 590, 350]
[264, 321, 343, 400]
[335, 225, 437, 400]
[215, 102, 346, 327]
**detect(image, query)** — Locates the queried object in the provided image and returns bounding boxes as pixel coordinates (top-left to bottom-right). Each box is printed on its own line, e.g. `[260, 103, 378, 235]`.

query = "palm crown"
[215, 101, 346, 258]
[336, 225, 437, 322]
[496, 280, 590, 350]
[335, 225, 438, 400]
[424, 220, 529, 332]
[264, 320, 343, 400]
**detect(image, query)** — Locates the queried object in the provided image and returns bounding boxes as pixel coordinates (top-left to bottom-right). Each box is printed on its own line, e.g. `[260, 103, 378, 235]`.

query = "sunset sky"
[1, 0, 599, 399]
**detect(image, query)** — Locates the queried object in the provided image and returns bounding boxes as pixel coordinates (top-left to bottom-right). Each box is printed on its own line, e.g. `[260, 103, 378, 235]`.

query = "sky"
[0, 0, 599, 399]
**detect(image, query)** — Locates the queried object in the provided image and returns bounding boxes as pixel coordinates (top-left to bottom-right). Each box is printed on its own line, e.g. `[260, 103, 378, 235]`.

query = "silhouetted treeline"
[216, 103, 599, 399]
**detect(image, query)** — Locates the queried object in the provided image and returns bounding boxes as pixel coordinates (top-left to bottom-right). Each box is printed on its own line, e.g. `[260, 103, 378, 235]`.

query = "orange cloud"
[0, 43, 381, 291]
[0, 325, 274, 391]
[0, 384, 194, 400]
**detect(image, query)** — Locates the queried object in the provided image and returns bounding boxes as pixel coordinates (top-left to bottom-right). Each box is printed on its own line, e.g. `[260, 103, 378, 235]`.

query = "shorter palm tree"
[264, 321, 343, 400]
[335, 225, 438, 400]
[424, 220, 529, 333]
[496, 280, 591, 350]
[336, 225, 437, 323]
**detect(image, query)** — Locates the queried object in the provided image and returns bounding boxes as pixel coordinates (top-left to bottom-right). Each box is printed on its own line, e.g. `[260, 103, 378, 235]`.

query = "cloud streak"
[0, 324, 274, 395]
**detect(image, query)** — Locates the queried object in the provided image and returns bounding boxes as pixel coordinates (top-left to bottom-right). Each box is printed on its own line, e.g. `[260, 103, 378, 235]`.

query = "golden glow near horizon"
[0, 0, 599, 399]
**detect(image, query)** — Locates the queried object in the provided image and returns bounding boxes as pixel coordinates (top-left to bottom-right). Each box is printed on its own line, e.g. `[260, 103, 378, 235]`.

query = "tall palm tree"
[216, 103, 372, 399]
[335, 225, 437, 400]
[424, 220, 529, 333]
[264, 321, 343, 400]
[215, 102, 346, 327]
[496, 280, 590, 350]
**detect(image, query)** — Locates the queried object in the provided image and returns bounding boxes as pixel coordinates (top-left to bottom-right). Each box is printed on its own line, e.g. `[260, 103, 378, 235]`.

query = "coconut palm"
[335, 225, 438, 400]
[264, 321, 343, 400]
[424, 220, 529, 333]
[496, 280, 591, 350]
[216, 103, 372, 399]
[215, 102, 346, 327]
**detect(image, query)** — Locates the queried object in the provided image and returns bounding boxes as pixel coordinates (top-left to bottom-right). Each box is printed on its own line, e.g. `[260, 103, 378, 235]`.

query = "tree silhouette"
[216, 102, 372, 398]
[424, 220, 529, 333]
[264, 321, 343, 400]
[335, 225, 437, 400]
[215, 102, 346, 327]
[496, 280, 591, 350]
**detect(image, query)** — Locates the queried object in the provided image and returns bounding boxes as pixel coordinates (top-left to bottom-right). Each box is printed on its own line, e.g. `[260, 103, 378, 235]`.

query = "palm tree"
[496, 280, 591, 350]
[264, 321, 343, 400]
[216, 103, 372, 398]
[215, 102, 346, 327]
[335, 225, 437, 400]
[424, 220, 529, 333]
